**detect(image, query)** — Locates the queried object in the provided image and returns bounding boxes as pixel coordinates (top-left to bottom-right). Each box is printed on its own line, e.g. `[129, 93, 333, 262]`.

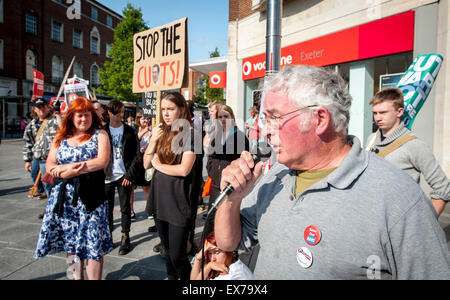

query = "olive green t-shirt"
[295, 168, 337, 198]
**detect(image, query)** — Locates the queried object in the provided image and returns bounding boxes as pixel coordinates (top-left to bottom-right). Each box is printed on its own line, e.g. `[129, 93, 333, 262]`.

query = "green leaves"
[97, 4, 148, 102]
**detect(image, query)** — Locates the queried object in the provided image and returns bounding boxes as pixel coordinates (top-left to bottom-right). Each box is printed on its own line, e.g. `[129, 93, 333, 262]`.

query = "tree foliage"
[96, 4, 148, 101]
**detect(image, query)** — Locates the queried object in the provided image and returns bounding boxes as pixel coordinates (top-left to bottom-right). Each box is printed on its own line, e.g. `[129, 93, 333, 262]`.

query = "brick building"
[0, 0, 122, 138]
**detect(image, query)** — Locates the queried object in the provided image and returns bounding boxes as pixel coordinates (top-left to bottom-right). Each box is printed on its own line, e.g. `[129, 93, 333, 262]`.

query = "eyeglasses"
[260, 105, 317, 128]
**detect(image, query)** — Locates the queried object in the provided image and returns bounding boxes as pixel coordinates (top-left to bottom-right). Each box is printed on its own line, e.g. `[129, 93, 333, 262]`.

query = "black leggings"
[155, 219, 192, 280]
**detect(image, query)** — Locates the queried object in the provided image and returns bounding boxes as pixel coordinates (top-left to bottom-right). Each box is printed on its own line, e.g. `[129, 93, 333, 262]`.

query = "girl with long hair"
[143, 92, 199, 280]
[190, 232, 253, 280]
[35, 98, 112, 280]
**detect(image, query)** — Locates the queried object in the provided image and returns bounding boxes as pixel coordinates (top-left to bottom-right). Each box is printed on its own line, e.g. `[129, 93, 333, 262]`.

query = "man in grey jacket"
[214, 65, 450, 279]
[367, 88, 450, 217]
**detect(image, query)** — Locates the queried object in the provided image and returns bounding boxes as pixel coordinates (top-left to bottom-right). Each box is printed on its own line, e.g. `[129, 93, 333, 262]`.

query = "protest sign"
[32, 69, 44, 101]
[60, 83, 90, 113]
[141, 91, 157, 118]
[133, 17, 188, 93]
[396, 53, 443, 129]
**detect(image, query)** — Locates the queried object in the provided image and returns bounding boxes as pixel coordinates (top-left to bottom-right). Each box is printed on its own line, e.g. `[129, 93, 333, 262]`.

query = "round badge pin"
[296, 247, 313, 268]
[304, 225, 322, 246]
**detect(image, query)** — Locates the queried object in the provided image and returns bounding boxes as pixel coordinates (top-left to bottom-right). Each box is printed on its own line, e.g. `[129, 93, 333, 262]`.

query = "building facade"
[227, 0, 450, 177]
[0, 0, 121, 138]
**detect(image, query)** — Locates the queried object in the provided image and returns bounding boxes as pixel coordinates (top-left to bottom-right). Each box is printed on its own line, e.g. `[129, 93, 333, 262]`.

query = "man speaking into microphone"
[214, 65, 450, 280]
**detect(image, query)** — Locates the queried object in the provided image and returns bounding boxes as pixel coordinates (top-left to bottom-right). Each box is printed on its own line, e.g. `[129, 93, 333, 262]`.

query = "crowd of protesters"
[24, 92, 251, 280]
[21, 65, 450, 280]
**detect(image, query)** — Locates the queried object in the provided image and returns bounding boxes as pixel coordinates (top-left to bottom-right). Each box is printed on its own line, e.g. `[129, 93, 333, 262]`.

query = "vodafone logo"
[243, 61, 252, 76]
[211, 74, 221, 85]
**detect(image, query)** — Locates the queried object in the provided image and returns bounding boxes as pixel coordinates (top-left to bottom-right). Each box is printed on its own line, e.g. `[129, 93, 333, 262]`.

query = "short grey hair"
[261, 65, 352, 133]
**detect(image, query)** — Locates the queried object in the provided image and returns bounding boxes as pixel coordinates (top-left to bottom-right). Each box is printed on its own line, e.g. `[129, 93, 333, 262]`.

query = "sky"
[96, 0, 229, 62]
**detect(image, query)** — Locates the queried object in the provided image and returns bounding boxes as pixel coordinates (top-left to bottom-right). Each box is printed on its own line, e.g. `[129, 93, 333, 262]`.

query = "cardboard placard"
[133, 17, 188, 93]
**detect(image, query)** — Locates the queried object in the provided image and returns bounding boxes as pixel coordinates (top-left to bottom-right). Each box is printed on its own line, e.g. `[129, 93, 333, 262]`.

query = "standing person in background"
[143, 92, 199, 280]
[367, 88, 450, 216]
[245, 106, 260, 152]
[23, 98, 59, 201]
[205, 105, 249, 234]
[104, 100, 141, 256]
[92, 101, 107, 126]
[35, 97, 112, 280]
[203, 101, 223, 149]
[129, 112, 152, 219]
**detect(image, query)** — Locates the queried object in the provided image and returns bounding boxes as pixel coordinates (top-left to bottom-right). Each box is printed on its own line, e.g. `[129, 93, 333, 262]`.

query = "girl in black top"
[205, 105, 249, 234]
[143, 92, 197, 280]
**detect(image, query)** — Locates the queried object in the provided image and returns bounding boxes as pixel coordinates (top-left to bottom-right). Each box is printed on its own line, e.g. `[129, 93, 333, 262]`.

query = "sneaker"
[118, 233, 130, 255]
[38, 193, 47, 200]
[131, 212, 136, 219]
[148, 225, 157, 233]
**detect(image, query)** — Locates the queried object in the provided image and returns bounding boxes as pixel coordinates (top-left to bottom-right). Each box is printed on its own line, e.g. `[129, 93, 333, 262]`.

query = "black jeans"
[155, 219, 192, 280]
[105, 176, 132, 235]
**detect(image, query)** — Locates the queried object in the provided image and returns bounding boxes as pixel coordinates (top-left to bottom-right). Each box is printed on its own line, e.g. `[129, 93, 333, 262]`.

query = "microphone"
[206, 142, 271, 215]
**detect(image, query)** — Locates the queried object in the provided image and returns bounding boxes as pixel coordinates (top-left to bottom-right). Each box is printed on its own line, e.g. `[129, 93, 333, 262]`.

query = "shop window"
[52, 56, 64, 85]
[25, 12, 37, 35]
[25, 49, 37, 81]
[373, 52, 413, 92]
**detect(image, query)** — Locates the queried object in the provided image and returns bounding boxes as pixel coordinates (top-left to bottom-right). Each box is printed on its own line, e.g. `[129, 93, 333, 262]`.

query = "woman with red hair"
[190, 232, 253, 280]
[34, 97, 112, 280]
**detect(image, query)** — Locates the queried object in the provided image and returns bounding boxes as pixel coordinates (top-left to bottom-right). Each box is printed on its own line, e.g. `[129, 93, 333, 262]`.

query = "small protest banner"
[133, 17, 188, 93]
[397, 53, 443, 129]
[61, 83, 90, 113]
[141, 91, 157, 118]
[32, 69, 44, 101]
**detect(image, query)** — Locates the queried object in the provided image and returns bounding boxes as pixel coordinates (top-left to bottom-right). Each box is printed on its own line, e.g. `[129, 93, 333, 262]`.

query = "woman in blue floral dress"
[35, 97, 112, 280]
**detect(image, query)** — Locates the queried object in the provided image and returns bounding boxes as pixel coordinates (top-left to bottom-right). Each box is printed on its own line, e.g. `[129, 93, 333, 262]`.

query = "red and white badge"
[304, 225, 322, 246]
[296, 247, 313, 268]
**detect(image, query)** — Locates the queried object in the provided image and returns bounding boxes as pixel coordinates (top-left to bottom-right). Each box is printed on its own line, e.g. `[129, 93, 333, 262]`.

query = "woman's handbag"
[41, 172, 55, 185]
[202, 177, 213, 197]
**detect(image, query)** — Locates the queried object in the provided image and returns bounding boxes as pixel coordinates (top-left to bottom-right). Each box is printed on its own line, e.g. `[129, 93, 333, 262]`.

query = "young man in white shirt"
[104, 100, 141, 255]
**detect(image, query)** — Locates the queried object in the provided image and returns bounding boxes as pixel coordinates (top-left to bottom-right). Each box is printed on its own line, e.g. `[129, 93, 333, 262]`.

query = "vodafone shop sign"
[242, 11, 415, 81]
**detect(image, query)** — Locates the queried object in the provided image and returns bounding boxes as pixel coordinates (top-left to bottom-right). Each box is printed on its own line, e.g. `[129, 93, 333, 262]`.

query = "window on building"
[0, 40, 4, 69]
[25, 49, 37, 81]
[90, 64, 100, 88]
[106, 43, 112, 58]
[90, 27, 100, 54]
[91, 7, 98, 20]
[52, 20, 63, 42]
[73, 28, 83, 48]
[106, 15, 113, 27]
[25, 12, 37, 35]
[52, 56, 64, 85]
[0, 0, 4, 24]
[73, 60, 83, 78]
